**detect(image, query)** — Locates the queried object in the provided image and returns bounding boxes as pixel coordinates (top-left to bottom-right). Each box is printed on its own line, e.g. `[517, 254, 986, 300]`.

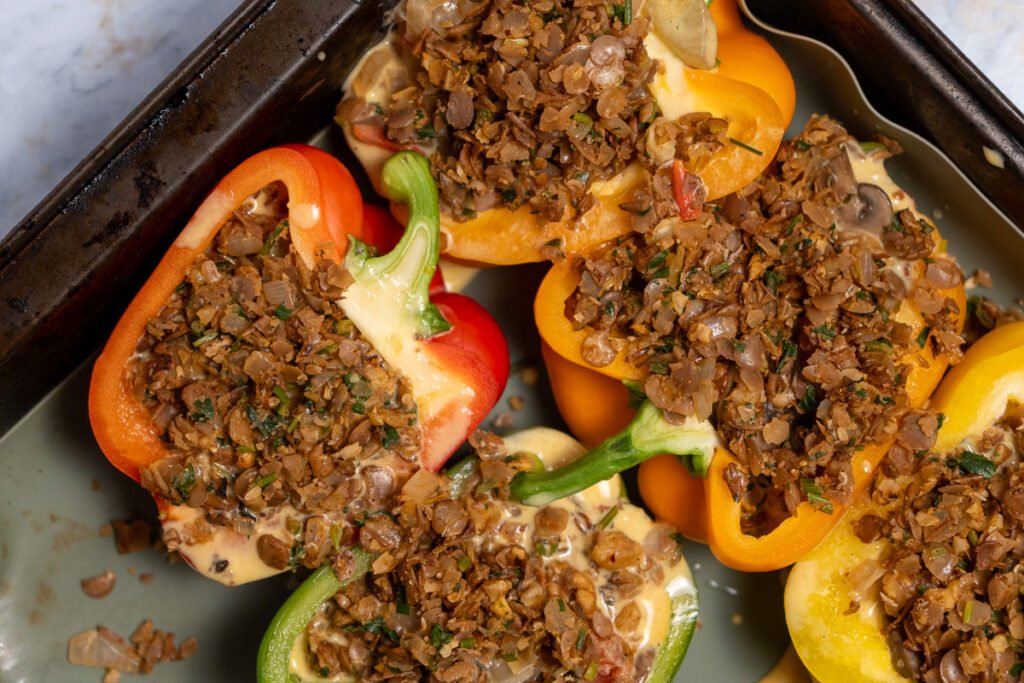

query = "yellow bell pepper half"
[785, 321, 1024, 683]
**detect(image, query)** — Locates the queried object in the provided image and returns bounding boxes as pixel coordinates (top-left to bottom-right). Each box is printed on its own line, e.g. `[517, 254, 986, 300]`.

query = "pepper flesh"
[534, 236, 966, 572]
[785, 321, 1024, 683]
[89, 144, 364, 481]
[708, 0, 796, 126]
[339, 151, 509, 471]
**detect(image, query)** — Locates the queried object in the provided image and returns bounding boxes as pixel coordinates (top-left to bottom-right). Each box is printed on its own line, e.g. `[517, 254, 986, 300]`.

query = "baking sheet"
[1, 3, 1021, 682]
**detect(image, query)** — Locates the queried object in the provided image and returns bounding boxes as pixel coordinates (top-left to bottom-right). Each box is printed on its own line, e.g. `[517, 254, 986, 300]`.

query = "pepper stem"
[344, 151, 449, 337]
[256, 547, 375, 683]
[509, 401, 718, 507]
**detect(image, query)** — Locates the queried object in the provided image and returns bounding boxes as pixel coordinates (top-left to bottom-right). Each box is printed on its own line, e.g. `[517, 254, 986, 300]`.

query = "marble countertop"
[0, 0, 1021, 238]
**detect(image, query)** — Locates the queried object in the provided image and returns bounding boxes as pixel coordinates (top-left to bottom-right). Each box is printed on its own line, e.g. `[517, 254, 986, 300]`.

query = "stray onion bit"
[68, 620, 198, 681]
[80, 570, 117, 599]
[68, 627, 141, 674]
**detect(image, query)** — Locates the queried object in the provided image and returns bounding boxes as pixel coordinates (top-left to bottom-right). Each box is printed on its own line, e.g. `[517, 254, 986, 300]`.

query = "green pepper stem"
[508, 401, 718, 507]
[344, 151, 449, 337]
[256, 547, 375, 683]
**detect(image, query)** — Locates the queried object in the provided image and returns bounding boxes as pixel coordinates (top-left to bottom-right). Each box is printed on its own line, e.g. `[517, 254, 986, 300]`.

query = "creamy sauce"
[162, 504, 301, 586]
[502, 428, 696, 667]
[845, 144, 915, 214]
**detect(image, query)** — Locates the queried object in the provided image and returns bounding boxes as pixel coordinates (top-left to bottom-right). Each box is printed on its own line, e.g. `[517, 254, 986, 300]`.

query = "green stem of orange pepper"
[509, 401, 718, 507]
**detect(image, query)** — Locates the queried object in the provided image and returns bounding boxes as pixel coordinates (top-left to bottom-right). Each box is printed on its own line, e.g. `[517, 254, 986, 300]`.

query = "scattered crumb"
[974, 268, 993, 288]
[316, 50, 326, 61]
[508, 395, 525, 412]
[80, 570, 116, 599]
[983, 145, 1005, 169]
[731, 613, 744, 626]
[127, 567, 137, 577]
[139, 573, 155, 585]
[492, 412, 514, 430]
[111, 518, 153, 554]
[91, 479, 102, 491]
[99, 524, 113, 537]
[520, 367, 539, 386]
[68, 620, 198, 680]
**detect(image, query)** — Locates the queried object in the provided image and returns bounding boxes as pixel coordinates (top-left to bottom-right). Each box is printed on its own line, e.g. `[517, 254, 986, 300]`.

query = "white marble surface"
[0, 0, 1020, 239]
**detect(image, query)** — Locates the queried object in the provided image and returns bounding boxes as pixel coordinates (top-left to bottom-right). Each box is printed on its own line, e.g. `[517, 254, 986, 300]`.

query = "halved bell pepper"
[89, 148, 508, 584]
[339, 0, 789, 265]
[90, 144, 364, 481]
[785, 321, 1024, 683]
[257, 427, 698, 683]
[708, 0, 796, 126]
[534, 230, 966, 573]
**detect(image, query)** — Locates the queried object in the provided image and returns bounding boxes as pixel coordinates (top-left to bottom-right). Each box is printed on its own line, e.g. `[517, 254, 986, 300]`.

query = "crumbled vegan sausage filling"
[568, 116, 964, 535]
[301, 432, 688, 682]
[338, 0, 727, 227]
[125, 183, 421, 570]
[855, 401, 1024, 682]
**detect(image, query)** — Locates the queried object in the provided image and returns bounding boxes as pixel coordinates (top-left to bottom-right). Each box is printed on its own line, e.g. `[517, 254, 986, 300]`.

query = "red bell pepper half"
[88, 146, 507, 585]
[89, 144, 364, 481]
[339, 151, 508, 471]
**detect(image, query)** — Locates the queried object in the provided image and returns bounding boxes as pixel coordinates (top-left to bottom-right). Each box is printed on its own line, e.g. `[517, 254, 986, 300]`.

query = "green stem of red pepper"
[343, 151, 450, 337]
[339, 151, 508, 471]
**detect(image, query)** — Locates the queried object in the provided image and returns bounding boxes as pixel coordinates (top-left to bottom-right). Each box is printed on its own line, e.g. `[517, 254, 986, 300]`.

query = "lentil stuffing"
[854, 402, 1024, 682]
[338, 0, 728, 228]
[301, 432, 690, 682]
[125, 183, 421, 572]
[568, 116, 965, 535]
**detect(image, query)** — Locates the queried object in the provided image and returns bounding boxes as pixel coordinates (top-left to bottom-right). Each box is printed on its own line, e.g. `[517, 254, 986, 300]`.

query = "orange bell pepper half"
[342, 0, 791, 266]
[444, 76, 785, 265]
[89, 145, 364, 482]
[535, 244, 966, 571]
[709, 0, 796, 126]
